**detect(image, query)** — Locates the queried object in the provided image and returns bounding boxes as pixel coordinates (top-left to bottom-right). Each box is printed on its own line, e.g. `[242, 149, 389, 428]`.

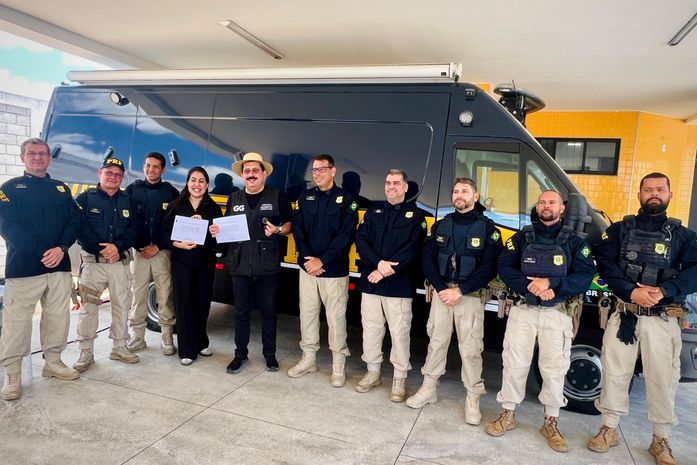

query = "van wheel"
[563, 344, 604, 415]
[533, 343, 603, 415]
[145, 282, 161, 333]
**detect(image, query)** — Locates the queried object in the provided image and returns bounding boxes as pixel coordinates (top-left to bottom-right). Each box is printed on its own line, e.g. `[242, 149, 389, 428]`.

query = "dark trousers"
[231, 273, 279, 358]
[171, 257, 215, 360]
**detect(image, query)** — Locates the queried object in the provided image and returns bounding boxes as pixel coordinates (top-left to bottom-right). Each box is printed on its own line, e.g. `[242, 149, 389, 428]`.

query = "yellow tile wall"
[527, 111, 697, 225]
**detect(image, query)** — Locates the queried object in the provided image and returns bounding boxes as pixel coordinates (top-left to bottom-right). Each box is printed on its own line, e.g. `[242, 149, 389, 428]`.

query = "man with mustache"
[211, 152, 292, 373]
[588, 173, 697, 465]
[486, 190, 595, 453]
[406, 178, 501, 422]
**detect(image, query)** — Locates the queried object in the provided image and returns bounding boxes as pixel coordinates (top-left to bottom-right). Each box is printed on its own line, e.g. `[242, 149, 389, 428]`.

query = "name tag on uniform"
[435, 234, 446, 244]
[14, 184, 26, 189]
[260, 203, 273, 211]
[305, 195, 315, 201]
[375, 209, 383, 214]
[90, 207, 101, 214]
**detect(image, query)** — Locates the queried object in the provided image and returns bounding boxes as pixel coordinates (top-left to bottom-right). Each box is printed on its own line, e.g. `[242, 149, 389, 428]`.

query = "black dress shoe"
[226, 356, 248, 374]
[265, 355, 279, 372]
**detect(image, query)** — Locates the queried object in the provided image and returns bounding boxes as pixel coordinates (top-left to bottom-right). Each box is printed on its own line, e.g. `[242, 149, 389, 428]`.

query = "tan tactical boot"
[540, 415, 568, 452]
[485, 409, 517, 437]
[330, 353, 346, 387]
[1, 372, 21, 401]
[42, 357, 80, 381]
[390, 377, 406, 402]
[73, 349, 95, 373]
[649, 435, 676, 465]
[161, 326, 176, 356]
[127, 327, 147, 352]
[587, 425, 619, 452]
[287, 352, 317, 378]
[464, 394, 481, 426]
[406, 376, 438, 408]
[110, 346, 140, 364]
[355, 371, 382, 393]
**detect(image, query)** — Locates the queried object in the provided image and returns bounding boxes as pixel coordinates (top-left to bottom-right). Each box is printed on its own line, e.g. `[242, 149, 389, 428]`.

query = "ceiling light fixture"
[219, 19, 284, 60]
[668, 11, 697, 46]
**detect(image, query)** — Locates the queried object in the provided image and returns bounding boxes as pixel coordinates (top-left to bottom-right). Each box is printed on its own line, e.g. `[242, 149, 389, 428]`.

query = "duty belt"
[81, 251, 131, 264]
[615, 299, 688, 320]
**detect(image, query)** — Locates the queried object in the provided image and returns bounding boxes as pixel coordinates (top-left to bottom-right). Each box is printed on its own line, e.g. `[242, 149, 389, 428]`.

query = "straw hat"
[231, 152, 273, 176]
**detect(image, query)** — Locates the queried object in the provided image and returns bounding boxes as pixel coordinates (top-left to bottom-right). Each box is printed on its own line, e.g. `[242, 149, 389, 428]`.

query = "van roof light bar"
[67, 63, 462, 86]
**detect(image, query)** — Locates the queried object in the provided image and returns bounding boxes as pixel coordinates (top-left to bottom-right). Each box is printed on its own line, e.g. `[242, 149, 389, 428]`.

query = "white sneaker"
[199, 348, 212, 356]
[180, 358, 194, 366]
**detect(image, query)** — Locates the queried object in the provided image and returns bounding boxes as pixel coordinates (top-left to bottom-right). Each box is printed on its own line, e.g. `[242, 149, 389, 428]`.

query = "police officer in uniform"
[406, 178, 502, 425]
[486, 190, 595, 452]
[73, 158, 142, 372]
[0, 138, 81, 400]
[354, 169, 426, 402]
[210, 152, 292, 374]
[288, 154, 358, 387]
[126, 152, 179, 355]
[588, 173, 697, 465]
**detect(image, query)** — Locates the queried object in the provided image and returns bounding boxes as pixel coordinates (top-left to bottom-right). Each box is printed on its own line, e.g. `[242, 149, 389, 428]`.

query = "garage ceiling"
[1, 0, 696, 121]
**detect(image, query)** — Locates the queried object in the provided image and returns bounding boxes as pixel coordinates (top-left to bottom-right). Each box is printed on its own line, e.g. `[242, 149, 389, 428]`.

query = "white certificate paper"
[212, 215, 250, 243]
[171, 215, 209, 245]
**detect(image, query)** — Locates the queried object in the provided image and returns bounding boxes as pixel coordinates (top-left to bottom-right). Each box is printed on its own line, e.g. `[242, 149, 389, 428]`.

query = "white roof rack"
[67, 63, 461, 86]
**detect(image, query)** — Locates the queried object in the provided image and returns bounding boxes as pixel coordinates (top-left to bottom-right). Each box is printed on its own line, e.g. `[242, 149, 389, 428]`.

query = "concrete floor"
[1, 302, 696, 465]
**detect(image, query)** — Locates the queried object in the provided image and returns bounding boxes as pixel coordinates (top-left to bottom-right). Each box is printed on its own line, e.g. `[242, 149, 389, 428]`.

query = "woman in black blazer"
[163, 166, 222, 365]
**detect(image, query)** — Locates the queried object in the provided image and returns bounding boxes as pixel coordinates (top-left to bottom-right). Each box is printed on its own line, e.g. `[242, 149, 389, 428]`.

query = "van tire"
[145, 282, 161, 333]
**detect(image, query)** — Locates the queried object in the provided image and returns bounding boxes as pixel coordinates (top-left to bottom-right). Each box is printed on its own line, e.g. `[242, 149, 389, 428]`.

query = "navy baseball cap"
[101, 157, 125, 171]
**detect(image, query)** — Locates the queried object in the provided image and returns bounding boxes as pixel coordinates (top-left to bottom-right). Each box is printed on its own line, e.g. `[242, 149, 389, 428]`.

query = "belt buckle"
[659, 310, 669, 321]
[638, 307, 650, 317]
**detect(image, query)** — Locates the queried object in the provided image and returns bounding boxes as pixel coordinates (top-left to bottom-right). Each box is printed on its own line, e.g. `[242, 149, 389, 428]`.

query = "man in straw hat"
[210, 152, 292, 373]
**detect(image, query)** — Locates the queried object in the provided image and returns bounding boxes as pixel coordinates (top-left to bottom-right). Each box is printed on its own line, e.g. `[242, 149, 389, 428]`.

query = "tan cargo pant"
[360, 293, 412, 378]
[298, 270, 350, 356]
[496, 303, 573, 417]
[595, 311, 681, 438]
[0, 272, 72, 373]
[421, 291, 486, 395]
[77, 254, 132, 349]
[129, 249, 175, 331]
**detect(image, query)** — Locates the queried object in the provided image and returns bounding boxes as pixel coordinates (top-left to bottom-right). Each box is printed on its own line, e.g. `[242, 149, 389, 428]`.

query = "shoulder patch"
[505, 238, 515, 251]
[421, 220, 427, 230]
[491, 230, 500, 241]
[581, 246, 591, 257]
[601, 231, 608, 240]
[350, 201, 357, 211]
[0, 190, 8, 203]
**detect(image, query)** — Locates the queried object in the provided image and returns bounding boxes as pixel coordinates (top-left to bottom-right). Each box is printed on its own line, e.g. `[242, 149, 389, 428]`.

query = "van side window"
[454, 147, 520, 230]
[524, 159, 562, 226]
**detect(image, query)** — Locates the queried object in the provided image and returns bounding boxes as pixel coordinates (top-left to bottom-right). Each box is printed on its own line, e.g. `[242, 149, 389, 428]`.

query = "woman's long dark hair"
[169, 166, 212, 212]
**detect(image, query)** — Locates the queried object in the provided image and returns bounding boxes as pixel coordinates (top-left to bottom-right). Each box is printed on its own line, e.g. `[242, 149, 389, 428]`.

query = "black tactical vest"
[434, 215, 488, 282]
[520, 224, 572, 278]
[83, 188, 133, 244]
[618, 215, 680, 286]
[225, 188, 282, 277]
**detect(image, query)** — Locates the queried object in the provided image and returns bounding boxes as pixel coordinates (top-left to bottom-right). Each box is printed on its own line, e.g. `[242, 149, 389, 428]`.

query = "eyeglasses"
[242, 167, 262, 175]
[103, 170, 124, 179]
[25, 151, 50, 158]
[310, 166, 332, 174]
